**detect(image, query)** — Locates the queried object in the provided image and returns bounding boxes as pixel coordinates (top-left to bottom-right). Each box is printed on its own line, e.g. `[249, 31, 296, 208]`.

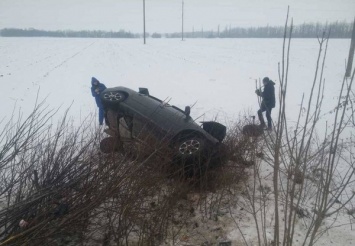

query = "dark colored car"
[99, 86, 226, 168]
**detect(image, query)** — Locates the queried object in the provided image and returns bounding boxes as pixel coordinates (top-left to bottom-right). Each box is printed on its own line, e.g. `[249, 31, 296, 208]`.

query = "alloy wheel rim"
[179, 139, 200, 155]
[103, 92, 123, 101]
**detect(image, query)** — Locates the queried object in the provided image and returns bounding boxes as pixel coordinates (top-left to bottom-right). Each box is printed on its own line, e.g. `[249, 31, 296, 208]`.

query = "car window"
[131, 117, 146, 138]
[106, 110, 119, 131]
[118, 117, 132, 139]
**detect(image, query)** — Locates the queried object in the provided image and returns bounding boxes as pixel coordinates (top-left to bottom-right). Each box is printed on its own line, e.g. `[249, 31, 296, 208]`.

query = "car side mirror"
[139, 88, 149, 96]
[184, 106, 190, 118]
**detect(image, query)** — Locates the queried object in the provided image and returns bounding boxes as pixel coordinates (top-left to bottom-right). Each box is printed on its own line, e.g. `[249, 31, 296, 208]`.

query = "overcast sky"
[0, 0, 354, 33]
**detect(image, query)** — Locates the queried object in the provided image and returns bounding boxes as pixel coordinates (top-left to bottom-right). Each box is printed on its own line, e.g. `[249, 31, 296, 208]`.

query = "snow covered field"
[1, 37, 354, 245]
[0, 37, 350, 127]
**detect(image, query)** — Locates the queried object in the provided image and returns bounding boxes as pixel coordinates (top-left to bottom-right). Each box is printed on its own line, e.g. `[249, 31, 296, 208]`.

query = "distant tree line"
[0, 28, 138, 38]
[167, 21, 353, 38]
[0, 21, 352, 39]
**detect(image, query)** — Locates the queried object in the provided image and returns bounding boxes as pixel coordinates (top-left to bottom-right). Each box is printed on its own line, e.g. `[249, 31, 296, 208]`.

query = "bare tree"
[237, 8, 355, 246]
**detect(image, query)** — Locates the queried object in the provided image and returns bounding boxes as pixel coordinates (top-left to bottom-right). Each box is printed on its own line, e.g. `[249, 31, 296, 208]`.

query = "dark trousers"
[257, 103, 272, 128]
[98, 107, 104, 125]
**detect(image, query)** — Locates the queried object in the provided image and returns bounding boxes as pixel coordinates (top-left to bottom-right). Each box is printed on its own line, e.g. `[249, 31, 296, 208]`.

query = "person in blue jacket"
[91, 77, 107, 125]
[255, 77, 276, 130]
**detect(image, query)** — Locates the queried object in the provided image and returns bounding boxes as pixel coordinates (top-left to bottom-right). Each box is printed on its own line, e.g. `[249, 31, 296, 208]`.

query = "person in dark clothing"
[91, 77, 107, 125]
[255, 77, 276, 130]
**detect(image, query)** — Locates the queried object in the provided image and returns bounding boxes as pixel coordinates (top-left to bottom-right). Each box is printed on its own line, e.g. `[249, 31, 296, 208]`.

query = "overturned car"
[99, 86, 227, 171]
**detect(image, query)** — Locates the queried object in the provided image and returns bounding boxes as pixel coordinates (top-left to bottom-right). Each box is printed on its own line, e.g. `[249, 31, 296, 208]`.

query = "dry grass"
[0, 103, 258, 246]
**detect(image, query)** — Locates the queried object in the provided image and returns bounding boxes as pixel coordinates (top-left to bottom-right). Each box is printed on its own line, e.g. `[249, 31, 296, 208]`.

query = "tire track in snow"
[19, 41, 97, 100]
[42, 41, 96, 78]
[1, 40, 93, 79]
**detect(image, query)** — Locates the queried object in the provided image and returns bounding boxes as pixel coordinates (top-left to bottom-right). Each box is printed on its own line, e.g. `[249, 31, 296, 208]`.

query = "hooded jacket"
[261, 80, 276, 108]
[91, 77, 107, 108]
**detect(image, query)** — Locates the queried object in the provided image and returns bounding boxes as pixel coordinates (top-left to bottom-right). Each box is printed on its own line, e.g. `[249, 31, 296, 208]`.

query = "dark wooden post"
[346, 18, 355, 77]
[143, 0, 146, 44]
[181, 1, 184, 41]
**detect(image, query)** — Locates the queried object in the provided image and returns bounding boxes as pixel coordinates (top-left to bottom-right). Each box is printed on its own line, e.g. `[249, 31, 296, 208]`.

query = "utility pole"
[346, 17, 355, 77]
[143, 0, 146, 44]
[181, 0, 184, 41]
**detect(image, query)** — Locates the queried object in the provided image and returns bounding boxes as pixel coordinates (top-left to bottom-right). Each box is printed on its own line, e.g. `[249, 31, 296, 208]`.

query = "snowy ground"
[0, 37, 350, 127]
[1, 37, 354, 245]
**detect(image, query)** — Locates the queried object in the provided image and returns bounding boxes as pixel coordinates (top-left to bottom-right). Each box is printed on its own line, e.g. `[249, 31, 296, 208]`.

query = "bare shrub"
[0, 101, 255, 245]
[0, 103, 100, 245]
[237, 8, 355, 246]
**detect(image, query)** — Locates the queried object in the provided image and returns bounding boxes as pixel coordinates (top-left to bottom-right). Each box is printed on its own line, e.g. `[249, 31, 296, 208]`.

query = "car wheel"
[101, 91, 126, 105]
[176, 136, 204, 157]
[100, 137, 122, 154]
[173, 135, 208, 177]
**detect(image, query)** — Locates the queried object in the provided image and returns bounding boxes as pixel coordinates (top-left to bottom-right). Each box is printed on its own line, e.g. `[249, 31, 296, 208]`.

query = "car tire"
[100, 137, 122, 154]
[175, 135, 205, 158]
[101, 91, 126, 105]
[172, 135, 209, 176]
